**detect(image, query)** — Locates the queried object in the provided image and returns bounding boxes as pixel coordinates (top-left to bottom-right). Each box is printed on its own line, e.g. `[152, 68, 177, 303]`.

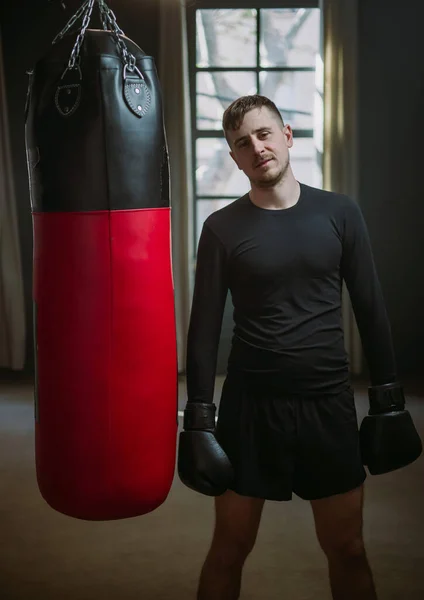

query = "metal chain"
[98, 1, 121, 33]
[52, 0, 91, 46]
[98, 1, 110, 32]
[53, 0, 139, 74]
[98, 0, 137, 71]
[67, 0, 96, 69]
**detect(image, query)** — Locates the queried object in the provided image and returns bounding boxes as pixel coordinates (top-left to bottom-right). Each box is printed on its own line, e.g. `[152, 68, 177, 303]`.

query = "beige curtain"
[159, 0, 194, 373]
[0, 30, 26, 370]
[320, 0, 362, 375]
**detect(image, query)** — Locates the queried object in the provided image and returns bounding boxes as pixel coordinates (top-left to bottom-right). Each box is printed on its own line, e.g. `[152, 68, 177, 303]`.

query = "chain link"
[52, 0, 91, 46]
[67, 0, 96, 69]
[53, 0, 139, 74]
[98, 1, 110, 32]
[98, 0, 137, 71]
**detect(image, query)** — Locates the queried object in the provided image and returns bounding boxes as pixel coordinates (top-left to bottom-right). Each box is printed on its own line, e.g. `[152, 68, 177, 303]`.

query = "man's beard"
[250, 156, 290, 189]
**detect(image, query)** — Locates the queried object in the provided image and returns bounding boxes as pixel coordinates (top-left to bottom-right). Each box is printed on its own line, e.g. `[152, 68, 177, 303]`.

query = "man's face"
[227, 107, 294, 188]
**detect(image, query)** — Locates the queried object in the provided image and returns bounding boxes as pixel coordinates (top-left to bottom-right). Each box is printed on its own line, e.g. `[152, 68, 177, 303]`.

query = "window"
[187, 1, 322, 250]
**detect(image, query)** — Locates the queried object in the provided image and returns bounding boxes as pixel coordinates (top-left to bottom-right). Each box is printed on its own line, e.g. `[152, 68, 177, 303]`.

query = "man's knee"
[208, 490, 264, 569]
[321, 535, 367, 563]
[209, 533, 257, 568]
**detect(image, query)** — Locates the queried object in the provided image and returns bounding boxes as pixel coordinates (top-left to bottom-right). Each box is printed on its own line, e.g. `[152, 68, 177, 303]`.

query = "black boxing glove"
[178, 402, 234, 496]
[359, 382, 422, 475]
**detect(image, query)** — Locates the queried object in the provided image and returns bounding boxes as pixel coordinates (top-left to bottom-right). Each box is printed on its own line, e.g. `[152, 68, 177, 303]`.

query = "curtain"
[159, 0, 194, 373]
[320, 0, 362, 375]
[0, 29, 26, 370]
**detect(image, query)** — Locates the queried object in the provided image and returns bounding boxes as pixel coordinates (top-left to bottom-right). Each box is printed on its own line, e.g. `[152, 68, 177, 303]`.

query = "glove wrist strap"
[184, 402, 216, 431]
[368, 382, 405, 415]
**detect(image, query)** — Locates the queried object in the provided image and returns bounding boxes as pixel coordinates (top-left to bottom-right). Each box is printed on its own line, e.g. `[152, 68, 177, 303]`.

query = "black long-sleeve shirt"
[186, 183, 397, 402]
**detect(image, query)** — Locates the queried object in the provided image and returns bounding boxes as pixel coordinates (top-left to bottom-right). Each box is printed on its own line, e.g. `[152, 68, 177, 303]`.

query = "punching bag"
[24, 0, 178, 520]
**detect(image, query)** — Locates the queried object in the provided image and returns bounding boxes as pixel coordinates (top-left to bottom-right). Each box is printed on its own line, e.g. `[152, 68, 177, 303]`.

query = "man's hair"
[222, 95, 284, 142]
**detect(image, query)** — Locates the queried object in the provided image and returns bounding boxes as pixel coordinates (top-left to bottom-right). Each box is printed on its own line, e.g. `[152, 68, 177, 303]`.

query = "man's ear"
[284, 124, 294, 148]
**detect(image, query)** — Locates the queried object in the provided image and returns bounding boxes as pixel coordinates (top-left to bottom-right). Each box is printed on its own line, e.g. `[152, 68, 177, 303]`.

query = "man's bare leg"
[311, 484, 377, 600]
[197, 489, 265, 600]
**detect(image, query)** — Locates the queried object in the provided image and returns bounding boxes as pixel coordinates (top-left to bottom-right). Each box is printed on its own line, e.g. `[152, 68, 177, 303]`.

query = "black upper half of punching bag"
[25, 29, 170, 212]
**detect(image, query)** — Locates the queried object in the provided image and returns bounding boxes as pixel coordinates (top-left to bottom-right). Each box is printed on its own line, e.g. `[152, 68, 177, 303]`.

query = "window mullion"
[256, 9, 260, 93]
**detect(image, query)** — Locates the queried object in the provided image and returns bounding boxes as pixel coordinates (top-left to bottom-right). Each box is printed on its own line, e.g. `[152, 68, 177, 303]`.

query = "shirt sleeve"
[186, 222, 229, 404]
[340, 198, 398, 385]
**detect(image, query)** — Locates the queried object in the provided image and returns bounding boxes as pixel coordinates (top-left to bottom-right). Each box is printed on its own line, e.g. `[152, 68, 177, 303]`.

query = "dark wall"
[0, 0, 159, 376]
[358, 0, 424, 380]
[1, 0, 423, 381]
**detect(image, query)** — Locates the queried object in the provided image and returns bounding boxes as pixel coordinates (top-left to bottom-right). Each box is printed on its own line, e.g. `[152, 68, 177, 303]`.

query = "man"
[178, 95, 421, 600]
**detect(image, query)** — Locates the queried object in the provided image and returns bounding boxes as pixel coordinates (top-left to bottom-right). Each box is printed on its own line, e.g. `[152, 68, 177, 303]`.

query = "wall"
[1, 0, 423, 381]
[0, 0, 160, 376]
[358, 0, 424, 380]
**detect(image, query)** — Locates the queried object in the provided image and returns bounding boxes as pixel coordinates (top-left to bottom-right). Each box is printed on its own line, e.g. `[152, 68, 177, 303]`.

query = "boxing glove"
[359, 382, 422, 475]
[178, 402, 234, 496]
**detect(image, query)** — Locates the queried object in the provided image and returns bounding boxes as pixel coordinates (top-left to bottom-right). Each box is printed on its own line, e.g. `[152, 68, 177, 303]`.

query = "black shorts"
[215, 375, 367, 501]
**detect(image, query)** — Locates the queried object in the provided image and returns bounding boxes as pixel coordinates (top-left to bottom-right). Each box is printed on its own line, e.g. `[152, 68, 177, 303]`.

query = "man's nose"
[252, 138, 265, 154]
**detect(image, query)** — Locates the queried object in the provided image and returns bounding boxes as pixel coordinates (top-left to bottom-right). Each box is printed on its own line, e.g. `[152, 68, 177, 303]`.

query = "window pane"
[260, 8, 320, 68]
[197, 138, 250, 197]
[259, 71, 316, 129]
[197, 9, 257, 68]
[290, 137, 322, 188]
[197, 72, 257, 130]
[196, 199, 235, 246]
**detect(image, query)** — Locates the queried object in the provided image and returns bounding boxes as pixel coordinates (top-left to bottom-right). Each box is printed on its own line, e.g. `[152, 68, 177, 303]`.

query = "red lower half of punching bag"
[32, 209, 177, 520]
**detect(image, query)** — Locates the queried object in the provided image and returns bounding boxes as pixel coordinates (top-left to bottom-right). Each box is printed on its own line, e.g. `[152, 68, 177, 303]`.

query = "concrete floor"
[0, 377, 423, 599]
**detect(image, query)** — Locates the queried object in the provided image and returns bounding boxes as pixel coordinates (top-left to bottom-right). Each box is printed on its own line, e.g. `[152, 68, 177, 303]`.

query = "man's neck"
[249, 171, 300, 211]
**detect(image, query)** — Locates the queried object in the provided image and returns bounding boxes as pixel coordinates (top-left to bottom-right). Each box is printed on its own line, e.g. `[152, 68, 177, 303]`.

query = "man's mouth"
[256, 159, 272, 168]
